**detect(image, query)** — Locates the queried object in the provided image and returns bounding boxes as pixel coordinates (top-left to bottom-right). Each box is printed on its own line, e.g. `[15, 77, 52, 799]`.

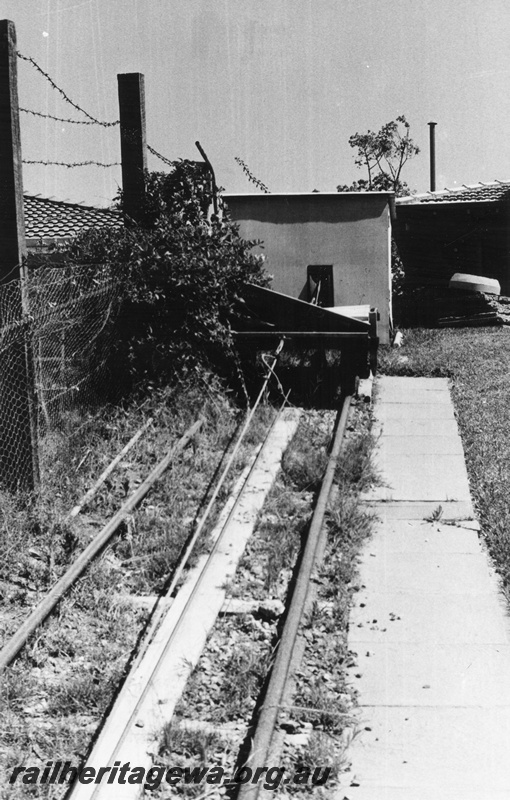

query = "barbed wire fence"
[0, 50, 184, 492]
[17, 50, 177, 171]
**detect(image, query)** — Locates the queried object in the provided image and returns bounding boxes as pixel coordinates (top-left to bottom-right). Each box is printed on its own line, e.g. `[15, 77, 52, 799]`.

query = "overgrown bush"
[64, 161, 269, 391]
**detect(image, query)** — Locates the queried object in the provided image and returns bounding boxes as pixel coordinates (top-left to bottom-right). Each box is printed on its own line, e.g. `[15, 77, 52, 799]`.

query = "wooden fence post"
[118, 73, 147, 226]
[0, 19, 40, 491]
[0, 20, 25, 284]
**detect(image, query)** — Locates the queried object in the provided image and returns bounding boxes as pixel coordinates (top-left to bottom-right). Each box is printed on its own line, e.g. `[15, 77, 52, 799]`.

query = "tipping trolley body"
[234, 283, 379, 392]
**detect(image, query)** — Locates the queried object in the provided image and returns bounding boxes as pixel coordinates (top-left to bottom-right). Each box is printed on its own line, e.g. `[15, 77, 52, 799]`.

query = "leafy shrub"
[64, 161, 269, 390]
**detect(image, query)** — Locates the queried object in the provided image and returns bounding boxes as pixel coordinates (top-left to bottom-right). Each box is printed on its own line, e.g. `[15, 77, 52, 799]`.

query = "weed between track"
[277, 402, 378, 796]
[0, 386, 378, 798]
[0, 373, 273, 799]
[153, 400, 378, 798]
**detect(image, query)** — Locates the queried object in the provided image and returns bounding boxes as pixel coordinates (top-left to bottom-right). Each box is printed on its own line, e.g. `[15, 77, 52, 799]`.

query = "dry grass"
[154, 409, 337, 795]
[0, 371, 272, 798]
[281, 400, 378, 795]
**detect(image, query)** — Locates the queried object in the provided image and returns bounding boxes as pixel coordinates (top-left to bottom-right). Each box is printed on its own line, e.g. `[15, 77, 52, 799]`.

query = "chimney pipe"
[428, 121, 437, 192]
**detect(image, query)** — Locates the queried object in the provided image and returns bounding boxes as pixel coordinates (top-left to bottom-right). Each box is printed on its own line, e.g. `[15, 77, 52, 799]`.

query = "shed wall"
[225, 193, 392, 344]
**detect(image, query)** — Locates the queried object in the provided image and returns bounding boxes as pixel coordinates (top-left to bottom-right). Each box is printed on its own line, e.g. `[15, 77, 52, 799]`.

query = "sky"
[3, 0, 510, 208]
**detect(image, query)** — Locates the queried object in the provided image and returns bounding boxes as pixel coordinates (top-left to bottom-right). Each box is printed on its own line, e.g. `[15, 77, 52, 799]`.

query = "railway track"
[1, 350, 369, 799]
[54, 394, 354, 800]
[68, 404, 302, 800]
[236, 394, 353, 800]
[0, 346, 286, 679]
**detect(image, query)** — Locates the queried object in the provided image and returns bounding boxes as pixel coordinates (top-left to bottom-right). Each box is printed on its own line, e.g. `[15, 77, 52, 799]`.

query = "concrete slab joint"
[338, 376, 510, 799]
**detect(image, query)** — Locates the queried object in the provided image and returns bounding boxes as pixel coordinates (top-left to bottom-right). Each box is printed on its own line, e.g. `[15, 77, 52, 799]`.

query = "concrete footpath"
[339, 376, 510, 800]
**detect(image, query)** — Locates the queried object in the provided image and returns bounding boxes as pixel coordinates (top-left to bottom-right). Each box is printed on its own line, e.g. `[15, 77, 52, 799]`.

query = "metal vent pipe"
[428, 121, 437, 192]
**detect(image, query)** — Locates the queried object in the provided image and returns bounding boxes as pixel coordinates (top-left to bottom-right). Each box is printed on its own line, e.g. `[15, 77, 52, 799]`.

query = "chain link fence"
[0, 265, 121, 491]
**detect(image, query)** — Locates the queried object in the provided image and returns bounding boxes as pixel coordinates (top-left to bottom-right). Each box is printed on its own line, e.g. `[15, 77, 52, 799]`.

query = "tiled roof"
[397, 181, 510, 205]
[24, 194, 121, 239]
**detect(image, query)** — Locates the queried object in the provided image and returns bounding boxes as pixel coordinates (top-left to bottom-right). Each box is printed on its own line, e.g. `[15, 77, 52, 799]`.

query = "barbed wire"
[25, 148, 174, 172]
[234, 157, 270, 194]
[18, 52, 181, 173]
[17, 52, 181, 172]
[20, 107, 102, 126]
[16, 51, 120, 127]
[147, 144, 175, 168]
[23, 159, 121, 168]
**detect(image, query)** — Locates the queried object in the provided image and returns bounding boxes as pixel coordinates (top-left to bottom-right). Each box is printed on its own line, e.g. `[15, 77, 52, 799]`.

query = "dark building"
[395, 181, 510, 294]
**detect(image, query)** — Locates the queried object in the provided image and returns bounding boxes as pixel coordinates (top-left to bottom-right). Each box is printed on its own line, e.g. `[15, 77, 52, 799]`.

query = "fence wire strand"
[23, 159, 121, 168]
[147, 144, 175, 168]
[16, 51, 120, 127]
[20, 107, 106, 126]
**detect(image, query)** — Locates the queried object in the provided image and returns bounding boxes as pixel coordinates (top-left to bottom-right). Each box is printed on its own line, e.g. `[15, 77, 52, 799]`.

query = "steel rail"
[71, 397, 296, 800]
[66, 416, 154, 521]
[64, 351, 292, 799]
[114, 339, 288, 680]
[236, 393, 353, 800]
[0, 338, 285, 675]
[157, 339, 286, 608]
[0, 420, 202, 672]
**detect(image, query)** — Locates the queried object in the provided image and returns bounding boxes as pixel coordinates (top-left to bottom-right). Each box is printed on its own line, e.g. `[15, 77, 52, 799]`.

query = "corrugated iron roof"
[397, 181, 510, 205]
[24, 194, 121, 239]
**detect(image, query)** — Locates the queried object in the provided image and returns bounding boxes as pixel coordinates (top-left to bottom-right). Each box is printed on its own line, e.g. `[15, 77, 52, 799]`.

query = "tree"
[337, 117, 420, 297]
[64, 161, 269, 389]
[337, 115, 419, 196]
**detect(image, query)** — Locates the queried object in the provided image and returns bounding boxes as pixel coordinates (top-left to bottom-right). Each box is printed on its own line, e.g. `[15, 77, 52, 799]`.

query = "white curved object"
[449, 273, 501, 295]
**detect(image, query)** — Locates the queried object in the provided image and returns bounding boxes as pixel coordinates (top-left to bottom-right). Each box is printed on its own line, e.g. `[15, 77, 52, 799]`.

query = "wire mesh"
[0, 265, 120, 490]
